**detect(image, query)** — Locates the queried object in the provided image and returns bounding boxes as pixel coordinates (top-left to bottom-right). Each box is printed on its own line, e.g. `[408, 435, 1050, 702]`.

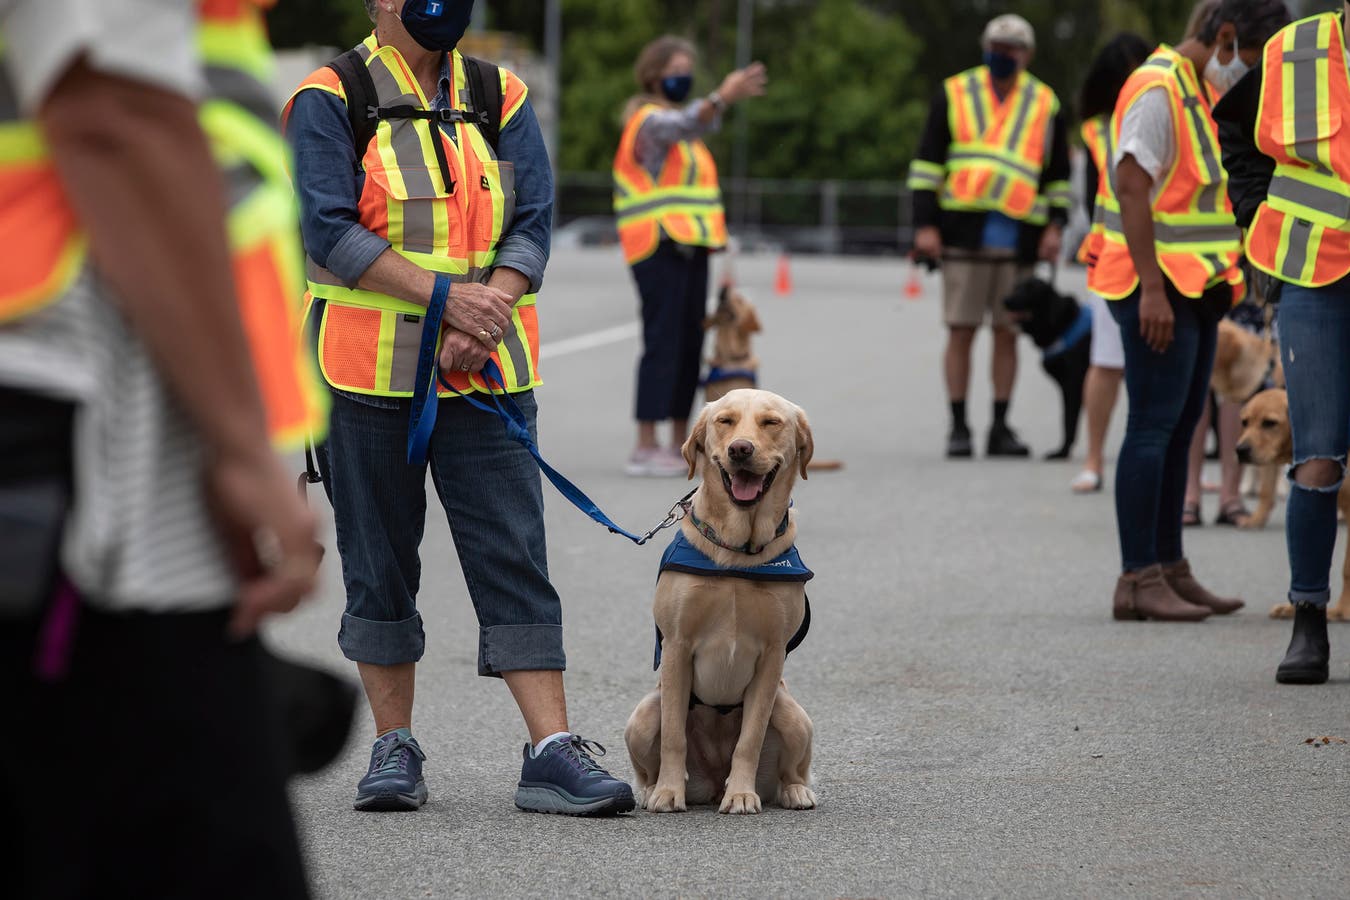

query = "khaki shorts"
[942, 250, 1029, 330]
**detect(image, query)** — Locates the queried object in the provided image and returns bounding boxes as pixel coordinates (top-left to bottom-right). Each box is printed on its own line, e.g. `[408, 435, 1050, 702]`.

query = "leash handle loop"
[406, 273, 454, 464]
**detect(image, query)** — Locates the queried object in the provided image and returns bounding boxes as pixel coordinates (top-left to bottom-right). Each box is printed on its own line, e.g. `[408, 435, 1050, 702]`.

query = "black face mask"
[983, 50, 1018, 80]
[400, 0, 475, 52]
[661, 75, 693, 102]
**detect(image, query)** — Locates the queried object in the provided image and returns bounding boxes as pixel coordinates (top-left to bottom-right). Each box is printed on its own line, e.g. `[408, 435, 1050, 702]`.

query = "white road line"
[538, 322, 639, 360]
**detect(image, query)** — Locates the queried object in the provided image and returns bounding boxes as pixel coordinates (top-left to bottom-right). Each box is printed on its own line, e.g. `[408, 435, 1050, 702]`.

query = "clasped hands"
[438, 282, 514, 374]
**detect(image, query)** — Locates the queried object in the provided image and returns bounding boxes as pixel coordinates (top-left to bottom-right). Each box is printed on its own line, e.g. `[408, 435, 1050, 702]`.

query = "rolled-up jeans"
[1108, 281, 1227, 572]
[1278, 278, 1350, 606]
[317, 387, 565, 675]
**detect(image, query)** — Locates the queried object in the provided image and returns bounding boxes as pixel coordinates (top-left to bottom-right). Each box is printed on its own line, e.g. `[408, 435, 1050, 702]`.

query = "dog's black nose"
[1235, 444, 1253, 465]
[727, 439, 754, 462]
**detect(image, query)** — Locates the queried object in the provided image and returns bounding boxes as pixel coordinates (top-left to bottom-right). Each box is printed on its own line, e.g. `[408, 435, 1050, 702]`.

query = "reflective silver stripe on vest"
[947, 149, 1041, 182]
[615, 193, 723, 219]
[1287, 18, 1331, 172]
[1280, 217, 1314, 281]
[1269, 173, 1350, 220]
[204, 65, 277, 125]
[1098, 207, 1239, 245]
[0, 65, 19, 123]
[965, 71, 987, 137]
[1002, 79, 1039, 153]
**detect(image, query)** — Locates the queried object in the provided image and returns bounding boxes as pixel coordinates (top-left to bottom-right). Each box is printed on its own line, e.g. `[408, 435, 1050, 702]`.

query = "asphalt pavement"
[270, 247, 1350, 899]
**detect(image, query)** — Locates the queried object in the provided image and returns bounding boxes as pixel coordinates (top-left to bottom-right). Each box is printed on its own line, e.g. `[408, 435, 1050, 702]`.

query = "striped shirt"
[0, 0, 233, 612]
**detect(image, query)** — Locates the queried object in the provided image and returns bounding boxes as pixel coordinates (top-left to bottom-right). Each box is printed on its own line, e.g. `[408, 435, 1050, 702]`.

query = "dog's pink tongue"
[730, 471, 764, 501]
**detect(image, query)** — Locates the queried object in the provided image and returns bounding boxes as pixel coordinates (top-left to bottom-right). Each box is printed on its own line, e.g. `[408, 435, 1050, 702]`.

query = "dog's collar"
[1041, 304, 1093, 361]
[686, 504, 790, 555]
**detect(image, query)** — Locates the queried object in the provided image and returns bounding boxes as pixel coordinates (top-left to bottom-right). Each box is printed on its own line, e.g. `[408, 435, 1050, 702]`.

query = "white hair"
[364, 0, 379, 22]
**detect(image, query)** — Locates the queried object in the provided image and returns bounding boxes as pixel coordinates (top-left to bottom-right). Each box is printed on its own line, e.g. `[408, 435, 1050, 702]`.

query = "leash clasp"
[633, 490, 696, 546]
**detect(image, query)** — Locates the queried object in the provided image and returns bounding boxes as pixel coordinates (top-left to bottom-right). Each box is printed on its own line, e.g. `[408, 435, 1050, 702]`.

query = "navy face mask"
[983, 50, 1019, 80]
[400, 0, 475, 52]
[660, 75, 693, 103]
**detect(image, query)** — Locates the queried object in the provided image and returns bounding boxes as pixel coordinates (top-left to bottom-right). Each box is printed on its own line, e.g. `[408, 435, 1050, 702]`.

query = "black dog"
[1001, 276, 1092, 460]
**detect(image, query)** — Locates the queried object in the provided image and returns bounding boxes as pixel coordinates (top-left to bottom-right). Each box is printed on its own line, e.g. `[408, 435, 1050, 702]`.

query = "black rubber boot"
[946, 426, 973, 459]
[986, 424, 1030, 457]
[1275, 603, 1330, 685]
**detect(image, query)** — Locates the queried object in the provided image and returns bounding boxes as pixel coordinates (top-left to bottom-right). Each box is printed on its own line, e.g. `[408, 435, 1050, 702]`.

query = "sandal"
[1214, 501, 1251, 527]
[1182, 503, 1202, 527]
[1070, 470, 1103, 494]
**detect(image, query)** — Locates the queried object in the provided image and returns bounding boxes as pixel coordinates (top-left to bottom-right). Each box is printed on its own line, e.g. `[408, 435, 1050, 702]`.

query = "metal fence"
[556, 172, 918, 257]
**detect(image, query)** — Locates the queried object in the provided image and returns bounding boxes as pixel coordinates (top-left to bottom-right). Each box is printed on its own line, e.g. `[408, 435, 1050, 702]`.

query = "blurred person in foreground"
[614, 35, 766, 476]
[908, 13, 1072, 459]
[1085, 0, 1289, 622]
[1215, 2, 1350, 683]
[284, 0, 634, 815]
[0, 0, 324, 896]
[1072, 31, 1154, 494]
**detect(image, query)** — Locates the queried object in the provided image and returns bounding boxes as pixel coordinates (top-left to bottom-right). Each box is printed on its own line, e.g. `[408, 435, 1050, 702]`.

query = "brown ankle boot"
[1113, 565, 1211, 621]
[1162, 559, 1244, 614]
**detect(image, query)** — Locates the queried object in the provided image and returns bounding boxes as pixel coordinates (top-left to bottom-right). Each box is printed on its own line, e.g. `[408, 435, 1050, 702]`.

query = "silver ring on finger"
[489, 324, 502, 339]
[460, 362, 471, 371]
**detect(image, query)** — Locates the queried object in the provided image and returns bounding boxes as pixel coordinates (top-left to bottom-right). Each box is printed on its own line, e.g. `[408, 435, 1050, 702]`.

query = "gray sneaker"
[515, 735, 635, 816]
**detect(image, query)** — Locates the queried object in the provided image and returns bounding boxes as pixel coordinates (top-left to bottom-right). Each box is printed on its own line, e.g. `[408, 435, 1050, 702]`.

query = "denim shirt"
[285, 50, 553, 293]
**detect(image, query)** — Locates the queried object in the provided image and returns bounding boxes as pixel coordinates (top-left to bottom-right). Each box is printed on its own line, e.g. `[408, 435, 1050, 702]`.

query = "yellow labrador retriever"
[625, 389, 816, 814]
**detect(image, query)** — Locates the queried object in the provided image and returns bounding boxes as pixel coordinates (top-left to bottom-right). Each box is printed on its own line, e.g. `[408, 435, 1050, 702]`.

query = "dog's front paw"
[718, 790, 762, 815]
[778, 783, 816, 810]
[645, 785, 686, 813]
[1269, 602, 1295, 619]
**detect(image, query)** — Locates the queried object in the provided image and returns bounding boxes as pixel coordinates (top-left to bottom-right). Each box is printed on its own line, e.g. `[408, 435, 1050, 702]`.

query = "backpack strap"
[462, 55, 502, 154]
[327, 49, 378, 173]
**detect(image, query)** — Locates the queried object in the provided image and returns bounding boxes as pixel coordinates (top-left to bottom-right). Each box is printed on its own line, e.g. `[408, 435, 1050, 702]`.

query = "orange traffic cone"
[904, 264, 924, 300]
[774, 253, 793, 296]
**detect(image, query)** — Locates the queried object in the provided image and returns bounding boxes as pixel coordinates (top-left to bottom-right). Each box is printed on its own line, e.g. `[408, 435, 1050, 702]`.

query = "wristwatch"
[707, 92, 725, 114]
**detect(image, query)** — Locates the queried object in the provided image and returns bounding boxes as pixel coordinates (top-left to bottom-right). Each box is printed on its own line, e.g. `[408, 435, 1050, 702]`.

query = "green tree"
[734, 0, 926, 179]
[267, 0, 372, 49]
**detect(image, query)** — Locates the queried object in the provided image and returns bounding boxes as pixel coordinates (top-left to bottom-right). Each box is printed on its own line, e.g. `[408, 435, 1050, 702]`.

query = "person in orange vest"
[1070, 32, 1154, 495]
[613, 36, 766, 476]
[1, 1, 320, 896]
[1215, 2, 1350, 683]
[284, 0, 635, 816]
[1087, 0, 1288, 623]
[908, 14, 1072, 459]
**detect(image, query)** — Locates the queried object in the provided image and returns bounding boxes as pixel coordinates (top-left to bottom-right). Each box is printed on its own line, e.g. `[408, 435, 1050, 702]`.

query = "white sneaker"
[625, 447, 686, 477]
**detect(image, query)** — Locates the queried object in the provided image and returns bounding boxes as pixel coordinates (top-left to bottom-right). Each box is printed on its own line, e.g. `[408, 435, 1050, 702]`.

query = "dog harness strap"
[1041, 303, 1093, 361]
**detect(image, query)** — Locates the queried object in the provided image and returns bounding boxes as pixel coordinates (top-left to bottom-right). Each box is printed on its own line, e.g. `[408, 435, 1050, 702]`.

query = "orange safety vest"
[198, 0, 327, 450]
[0, 58, 86, 323]
[0, 1, 325, 449]
[612, 103, 727, 265]
[1246, 11, 1350, 288]
[1076, 114, 1112, 265]
[906, 67, 1069, 224]
[1087, 46, 1244, 301]
[287, 36, 539, 397]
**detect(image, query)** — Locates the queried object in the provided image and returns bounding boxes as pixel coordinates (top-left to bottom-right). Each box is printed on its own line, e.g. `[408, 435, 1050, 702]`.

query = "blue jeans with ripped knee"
[1279, 279, 1350, 606]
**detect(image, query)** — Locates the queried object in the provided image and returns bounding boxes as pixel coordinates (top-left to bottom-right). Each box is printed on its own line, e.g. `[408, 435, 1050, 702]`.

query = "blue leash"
[406, 276, 690, 545]
[405, 273, 454, 465]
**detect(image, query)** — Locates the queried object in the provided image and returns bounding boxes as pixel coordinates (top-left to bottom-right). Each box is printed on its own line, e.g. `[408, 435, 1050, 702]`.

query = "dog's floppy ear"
[683, 406, 709, 480]
[793, 405, 814, 479]
[741, 304, 762, 334]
